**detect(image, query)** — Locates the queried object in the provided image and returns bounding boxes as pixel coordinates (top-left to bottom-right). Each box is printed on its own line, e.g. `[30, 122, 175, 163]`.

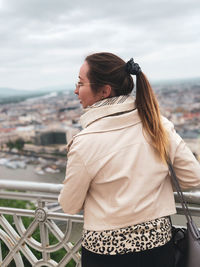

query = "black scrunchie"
[125, 58, 141, 75]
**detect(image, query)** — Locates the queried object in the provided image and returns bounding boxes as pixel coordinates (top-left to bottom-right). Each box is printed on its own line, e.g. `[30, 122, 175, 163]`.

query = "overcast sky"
[0, 0, 200, 91]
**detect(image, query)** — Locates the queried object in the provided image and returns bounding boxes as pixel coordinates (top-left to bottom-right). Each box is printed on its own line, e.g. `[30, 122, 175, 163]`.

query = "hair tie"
[125, 58, 141, 75]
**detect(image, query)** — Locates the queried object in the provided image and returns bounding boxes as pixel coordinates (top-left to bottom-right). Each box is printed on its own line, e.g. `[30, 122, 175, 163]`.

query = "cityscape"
[0, 78, 200, 266]
[0, 78, 200, 180]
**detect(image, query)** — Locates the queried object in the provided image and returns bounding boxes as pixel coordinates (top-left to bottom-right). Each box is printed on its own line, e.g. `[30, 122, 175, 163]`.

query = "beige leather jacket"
[58, 97, 200, 231]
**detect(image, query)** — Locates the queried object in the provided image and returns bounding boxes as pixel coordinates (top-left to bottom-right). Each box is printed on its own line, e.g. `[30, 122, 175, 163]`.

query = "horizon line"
[0, 76, 200, 92]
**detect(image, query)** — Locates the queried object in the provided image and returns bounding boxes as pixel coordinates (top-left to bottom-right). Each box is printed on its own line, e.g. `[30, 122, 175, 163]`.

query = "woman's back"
[58, 52, 200, 267]
[60, 96, 200, 231]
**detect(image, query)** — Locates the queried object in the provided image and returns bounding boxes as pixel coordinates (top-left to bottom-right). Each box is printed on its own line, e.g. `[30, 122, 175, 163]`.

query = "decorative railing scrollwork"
[0, 180, 83, 267]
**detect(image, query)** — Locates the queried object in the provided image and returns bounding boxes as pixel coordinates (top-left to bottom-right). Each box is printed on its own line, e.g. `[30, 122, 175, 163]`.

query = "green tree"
[15, 138, 25, 150]
[6, 141, 14, 150]
[6, 139, 25, 151]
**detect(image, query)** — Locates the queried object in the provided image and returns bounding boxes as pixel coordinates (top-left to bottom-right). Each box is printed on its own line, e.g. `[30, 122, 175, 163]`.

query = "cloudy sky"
[0, 0, 200, 91]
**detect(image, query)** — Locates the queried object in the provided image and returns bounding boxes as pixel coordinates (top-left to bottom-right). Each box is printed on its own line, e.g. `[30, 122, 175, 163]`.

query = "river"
[0, 164, 65, 184]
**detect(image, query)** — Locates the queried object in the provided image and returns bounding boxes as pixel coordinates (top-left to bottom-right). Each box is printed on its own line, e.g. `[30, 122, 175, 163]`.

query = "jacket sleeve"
[167, 120, 200, 189]
[172, 139, 200, 189]
[58, 145, 92, 214]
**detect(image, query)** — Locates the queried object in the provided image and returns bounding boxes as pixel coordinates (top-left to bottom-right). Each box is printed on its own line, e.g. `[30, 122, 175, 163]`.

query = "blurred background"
[0, 0, 199, 183]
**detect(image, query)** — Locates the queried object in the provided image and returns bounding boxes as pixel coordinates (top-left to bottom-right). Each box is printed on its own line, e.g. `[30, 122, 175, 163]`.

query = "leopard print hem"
[82, 216, 172, 255]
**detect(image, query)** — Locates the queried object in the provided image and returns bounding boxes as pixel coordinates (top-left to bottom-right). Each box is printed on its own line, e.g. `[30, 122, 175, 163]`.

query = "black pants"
[81, 238, 175, 267]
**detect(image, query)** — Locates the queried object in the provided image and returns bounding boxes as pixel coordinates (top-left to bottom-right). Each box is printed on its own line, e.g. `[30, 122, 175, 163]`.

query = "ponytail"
[85, 53, 169, 162]
[135, 72, 169, 163]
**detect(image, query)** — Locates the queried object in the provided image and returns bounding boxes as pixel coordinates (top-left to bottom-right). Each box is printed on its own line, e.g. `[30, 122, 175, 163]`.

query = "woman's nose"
[74, 86, 79, 95]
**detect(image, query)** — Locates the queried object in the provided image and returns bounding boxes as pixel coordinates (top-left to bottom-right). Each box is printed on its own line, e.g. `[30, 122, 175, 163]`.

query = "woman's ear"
[102, 85, 112, 98]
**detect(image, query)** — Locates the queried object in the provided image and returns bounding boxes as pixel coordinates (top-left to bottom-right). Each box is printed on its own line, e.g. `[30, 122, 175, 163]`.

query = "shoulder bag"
[168, 159, 200, 267]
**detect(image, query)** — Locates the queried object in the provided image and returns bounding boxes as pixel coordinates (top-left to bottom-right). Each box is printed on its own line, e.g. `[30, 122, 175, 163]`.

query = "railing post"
[37, 200, 50, 263]
[0, 241, 2, 263]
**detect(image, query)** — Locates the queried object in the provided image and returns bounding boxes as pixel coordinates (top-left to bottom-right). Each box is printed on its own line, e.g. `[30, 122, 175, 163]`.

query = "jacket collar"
[80, 95, 137, 129]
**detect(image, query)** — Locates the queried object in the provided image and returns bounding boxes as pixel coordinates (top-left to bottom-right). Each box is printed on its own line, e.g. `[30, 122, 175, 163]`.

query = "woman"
[58, 52, 200, 267]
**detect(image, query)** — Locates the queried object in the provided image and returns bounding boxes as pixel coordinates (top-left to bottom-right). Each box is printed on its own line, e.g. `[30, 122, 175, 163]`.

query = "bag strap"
[167, 157, 193, 224]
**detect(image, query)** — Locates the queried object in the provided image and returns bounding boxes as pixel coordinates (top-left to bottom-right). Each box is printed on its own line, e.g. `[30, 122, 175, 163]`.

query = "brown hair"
[85, 52, 169, 162]
[85, 52, 133, 95]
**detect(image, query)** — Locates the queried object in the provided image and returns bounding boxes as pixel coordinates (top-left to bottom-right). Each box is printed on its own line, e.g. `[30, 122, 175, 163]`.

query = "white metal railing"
[0, 180, 200, 266]
[0, 180, 83, 267]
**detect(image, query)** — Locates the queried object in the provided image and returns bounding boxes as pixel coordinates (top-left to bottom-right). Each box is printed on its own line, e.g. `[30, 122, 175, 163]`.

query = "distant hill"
[152, 76, 200, 86]
[0, 85, 71, 98]
[0, 88, 32, 97]
[0, 86, 73, 105]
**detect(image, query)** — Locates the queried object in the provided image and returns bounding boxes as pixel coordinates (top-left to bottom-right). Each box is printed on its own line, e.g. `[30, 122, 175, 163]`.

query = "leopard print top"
[82, 216, 172, 255]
